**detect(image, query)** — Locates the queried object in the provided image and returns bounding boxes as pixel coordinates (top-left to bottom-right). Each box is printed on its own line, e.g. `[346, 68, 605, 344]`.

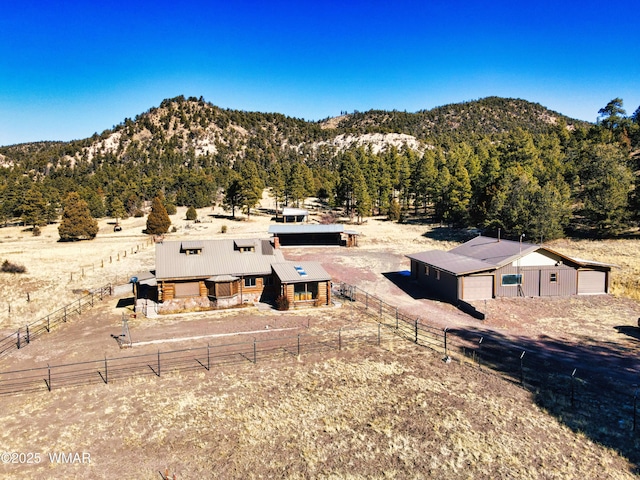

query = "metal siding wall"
[412, 260, 457, 301]
[497, 264, 578, 297]
[539, 267, 577, 296]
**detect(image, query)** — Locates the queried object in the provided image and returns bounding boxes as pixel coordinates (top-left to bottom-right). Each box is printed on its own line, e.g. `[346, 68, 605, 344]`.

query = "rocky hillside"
[0, 95, 586, 171]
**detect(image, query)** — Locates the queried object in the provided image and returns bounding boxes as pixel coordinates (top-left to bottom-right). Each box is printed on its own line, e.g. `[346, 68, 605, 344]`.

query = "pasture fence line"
[0, 325, 389, 396]
[334, 282, 640, 436]
[5, 236, 154, 320]
[0, 284, 112, 360]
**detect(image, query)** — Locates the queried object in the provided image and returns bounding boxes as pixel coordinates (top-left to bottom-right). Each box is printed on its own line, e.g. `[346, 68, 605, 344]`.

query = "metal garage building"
[407, 236, 613, 302]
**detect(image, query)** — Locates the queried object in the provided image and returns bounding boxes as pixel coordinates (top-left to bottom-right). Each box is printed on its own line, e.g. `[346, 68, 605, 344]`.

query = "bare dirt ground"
[1, 195, 640, 478]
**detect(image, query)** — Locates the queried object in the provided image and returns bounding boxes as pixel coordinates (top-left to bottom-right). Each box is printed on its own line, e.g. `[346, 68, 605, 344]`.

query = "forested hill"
[0, 95, 638, 240]
[324, 97, 586, 139]
[1, 96, 584, 168]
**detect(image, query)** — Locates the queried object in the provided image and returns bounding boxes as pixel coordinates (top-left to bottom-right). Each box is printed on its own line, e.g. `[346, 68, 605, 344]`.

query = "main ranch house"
[407, 235, 613, 303]
[147, 238, 331, 313]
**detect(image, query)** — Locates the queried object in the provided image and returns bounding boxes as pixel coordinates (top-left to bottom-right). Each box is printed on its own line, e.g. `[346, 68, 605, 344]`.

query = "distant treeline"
[0, 96, 638, 240]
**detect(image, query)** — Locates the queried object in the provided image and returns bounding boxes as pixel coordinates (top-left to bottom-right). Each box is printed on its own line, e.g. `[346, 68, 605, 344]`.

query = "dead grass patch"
[0, 344, 637, 479]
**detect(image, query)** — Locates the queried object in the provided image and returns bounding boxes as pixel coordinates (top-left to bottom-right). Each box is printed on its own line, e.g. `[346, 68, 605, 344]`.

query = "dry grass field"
[1, 195, 640, 479]
[1, 342, 637, 479]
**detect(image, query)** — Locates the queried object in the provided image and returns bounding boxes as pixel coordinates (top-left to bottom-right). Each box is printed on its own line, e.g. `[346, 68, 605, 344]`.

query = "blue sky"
[0, 0, 638, 146]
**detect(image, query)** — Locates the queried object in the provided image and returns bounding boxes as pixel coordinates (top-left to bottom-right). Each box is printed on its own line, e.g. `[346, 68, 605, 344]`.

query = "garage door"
[462, 275, 494, 301]
[578, 270, 606, 294]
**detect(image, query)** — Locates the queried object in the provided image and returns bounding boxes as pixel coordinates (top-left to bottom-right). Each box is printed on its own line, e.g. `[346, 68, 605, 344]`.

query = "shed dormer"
[234, 239, 256, 253]
[180, 241, 203, 255]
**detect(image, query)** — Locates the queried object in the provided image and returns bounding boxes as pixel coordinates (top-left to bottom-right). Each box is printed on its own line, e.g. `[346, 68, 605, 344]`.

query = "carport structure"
[269, 224, 359, 247]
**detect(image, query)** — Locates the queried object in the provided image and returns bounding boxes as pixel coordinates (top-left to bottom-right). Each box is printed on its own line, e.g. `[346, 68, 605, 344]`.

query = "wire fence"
[0, 284, 112, 360]
[0, 326, 388, 396]
[335, 282, 640, 435]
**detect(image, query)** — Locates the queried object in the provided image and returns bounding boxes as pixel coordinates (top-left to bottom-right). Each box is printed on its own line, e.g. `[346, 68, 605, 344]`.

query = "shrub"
[165, 203, 177, 215]
[1, 260, 26, 273]
[221, 225, 228, 234]
[32, 225, 41, 236]
[275, 295, 289, 311]
[186, 206, 198, 221]
[319, 213, 337, 225]
[388, 200, 401, 222]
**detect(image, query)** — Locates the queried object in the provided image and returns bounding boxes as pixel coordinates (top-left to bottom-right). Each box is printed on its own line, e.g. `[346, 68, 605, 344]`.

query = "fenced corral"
[335, 282, 640, 435]
[0, 284, 112, 360]
[0, 325, 389, 396]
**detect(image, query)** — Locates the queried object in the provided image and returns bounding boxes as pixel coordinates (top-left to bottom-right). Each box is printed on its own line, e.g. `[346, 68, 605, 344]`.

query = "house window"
[244, 277, 257, 287]
[550, 272, 557, 283]
[435, 269, 441, 280]
[501, 274, 522, 286]
[294, 282, 317, 300]
[424, 265, 429, 276]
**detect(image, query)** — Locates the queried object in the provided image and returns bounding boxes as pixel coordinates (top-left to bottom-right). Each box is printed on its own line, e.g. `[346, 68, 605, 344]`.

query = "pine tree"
[238, 160, 264, 219]
[223, 174, 242, 219]
[580, 143, 632, 234]
[146, 195, 171, 235]
[58, 192, 99, 241]
[20, 184, 48, 229]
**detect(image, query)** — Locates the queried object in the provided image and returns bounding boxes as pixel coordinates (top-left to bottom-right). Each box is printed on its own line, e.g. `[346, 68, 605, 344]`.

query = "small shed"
[280, 207, 309, 223]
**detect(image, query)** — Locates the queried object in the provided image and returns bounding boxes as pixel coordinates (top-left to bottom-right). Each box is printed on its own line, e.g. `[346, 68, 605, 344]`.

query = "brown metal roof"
[406, 250, 495, 276]
[448, 235, 539, 267]
[408, 235, 612, 276]
[156, 239, 285, 280]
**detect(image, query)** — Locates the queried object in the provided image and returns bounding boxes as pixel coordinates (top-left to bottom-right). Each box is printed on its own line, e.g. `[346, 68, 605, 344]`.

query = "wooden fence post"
[520, 351, 526, 385]
[634, 389, 638, 433]
[339, 328, 342, 351]
[26, 325, 29, 344]
[157, 350, 161, 377]
[414, 319, 418, 344]
[297, 334, 300, 356]
[46, 364, 51, 391]
[443, 327, 449, 357]
[253, 338, 257, 364]
[16, 329, 20, 349]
